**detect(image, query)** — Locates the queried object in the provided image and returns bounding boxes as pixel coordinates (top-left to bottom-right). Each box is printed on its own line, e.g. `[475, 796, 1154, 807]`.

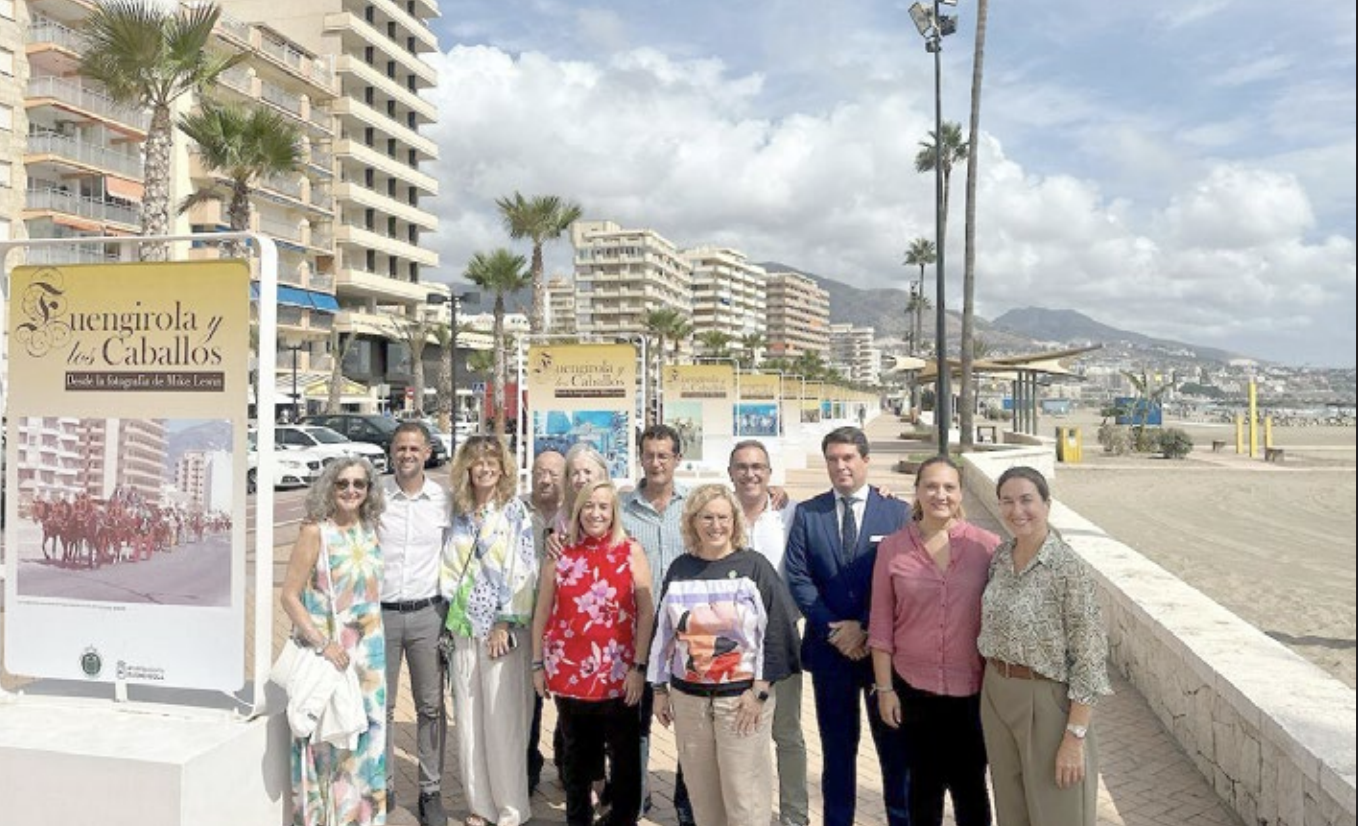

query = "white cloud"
[422, 44, 1355, 365]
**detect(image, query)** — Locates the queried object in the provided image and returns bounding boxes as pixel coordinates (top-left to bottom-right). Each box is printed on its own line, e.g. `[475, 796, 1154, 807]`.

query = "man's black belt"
[381, 596, 443, 613]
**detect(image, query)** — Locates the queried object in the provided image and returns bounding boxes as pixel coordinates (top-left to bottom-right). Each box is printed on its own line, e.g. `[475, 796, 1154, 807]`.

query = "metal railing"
[308, 148, 334, 171]
[309, 313, 335, 332]
[263, 175, 303, 200]
[218, 65, 253, 95]
[26, 76, 150, 132]
[259, 214, 304, 243]
[260, 80, 302, 116]
[26, 132, 142, 179]
[308, 106, 334, 134]
[216, 12, 253, 45]
[23, 245, 120, 266]
[27, 16, 84, 51]
[309, 273, 335, 292]
[26, 187, 142, 226]
[260, 32, 307, 74]
[277, 306, 305, 327]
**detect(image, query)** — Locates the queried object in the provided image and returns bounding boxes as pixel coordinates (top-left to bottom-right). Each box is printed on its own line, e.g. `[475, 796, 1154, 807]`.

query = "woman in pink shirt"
[869, 456, 1000, 826]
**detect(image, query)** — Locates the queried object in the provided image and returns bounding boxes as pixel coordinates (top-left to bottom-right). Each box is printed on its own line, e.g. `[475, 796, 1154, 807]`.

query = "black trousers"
[557, 697, 643, 826]
[894, 673, 993, 826]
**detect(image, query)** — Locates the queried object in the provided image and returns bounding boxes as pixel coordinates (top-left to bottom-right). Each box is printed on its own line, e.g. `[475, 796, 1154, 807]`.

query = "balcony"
[335, 267, 435, 305]
[329, 97, 437, 159]
[23, 245, 120, 266]
[332, 181, 437, 229]
[333, 139, 437, 194]
[260, 79, 303, 118]
[334, 223, 437, 266]
[25, 187, 141, 229]
[322, 13, 437, 88]
[26, 15, 83, 52]
[25, 131, 142, 179]
[333, 55, 437, 123]
[218, 65, 254, 96]
[26, 75, 150, 135]
[368, 0, 439, 53]
[258, 214, 305, 245]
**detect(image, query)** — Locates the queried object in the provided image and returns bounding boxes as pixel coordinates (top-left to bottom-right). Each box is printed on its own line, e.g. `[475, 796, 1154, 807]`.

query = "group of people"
[279, 418, 1110, 826]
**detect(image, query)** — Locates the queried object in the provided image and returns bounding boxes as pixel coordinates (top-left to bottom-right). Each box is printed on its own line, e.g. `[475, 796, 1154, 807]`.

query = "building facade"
[571, 219, 693, 342]
[830, 323, 882, 386]
[765, 270, 830, 360]
[683, 245, 766, 354]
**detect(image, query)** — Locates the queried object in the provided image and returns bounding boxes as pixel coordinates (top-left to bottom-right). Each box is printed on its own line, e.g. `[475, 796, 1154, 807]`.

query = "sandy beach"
[1047, 409, 1357, 687]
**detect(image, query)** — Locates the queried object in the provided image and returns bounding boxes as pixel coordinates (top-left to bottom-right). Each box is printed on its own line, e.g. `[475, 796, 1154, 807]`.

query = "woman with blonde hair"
[531, 481, 654, 825]
[649, 484, 801, 826]
[552, 443, 611, 534]
[442, 435, 538, 826]
[280, 457, 388, 825]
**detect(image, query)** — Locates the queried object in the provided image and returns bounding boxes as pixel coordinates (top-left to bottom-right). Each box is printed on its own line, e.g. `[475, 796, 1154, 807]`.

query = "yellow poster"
[663, 364, 735, 462]
[736, 373, 781, 437]
[525, 344, 637, 481]
[4, 261, 251, 691]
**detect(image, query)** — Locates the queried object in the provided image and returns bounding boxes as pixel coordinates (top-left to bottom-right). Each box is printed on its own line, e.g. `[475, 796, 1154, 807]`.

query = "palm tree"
[431, 323, 453, 432]
[177, 100, 304, 258]
[392, 316, 438, 417]
[496, 193, 584, 334]
[81, 1, 246, 261]
[738, 333, 766, 370]
[902, 237, 936, 352]
[465, 249, 531, 436]
[325, 329, 357, 414]
[914, 121, 969, 246]
[696, 330, 734, 360]
[904, 290, 934, 353]
[959, 0, 990, 451]
[644, 307, 687, 424]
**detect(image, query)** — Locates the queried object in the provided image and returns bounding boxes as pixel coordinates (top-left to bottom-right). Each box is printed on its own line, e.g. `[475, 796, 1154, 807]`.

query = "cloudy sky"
[422, 0, 1356, 367]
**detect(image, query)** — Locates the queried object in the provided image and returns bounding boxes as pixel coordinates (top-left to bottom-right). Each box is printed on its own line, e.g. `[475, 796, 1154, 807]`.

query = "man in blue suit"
[785, 426, 911, 826]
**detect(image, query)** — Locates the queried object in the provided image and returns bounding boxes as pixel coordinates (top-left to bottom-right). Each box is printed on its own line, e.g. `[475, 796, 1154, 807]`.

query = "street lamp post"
[910, 0, 957, 455]
[282, 340, 304, 423]
[426, 290, 479, 454]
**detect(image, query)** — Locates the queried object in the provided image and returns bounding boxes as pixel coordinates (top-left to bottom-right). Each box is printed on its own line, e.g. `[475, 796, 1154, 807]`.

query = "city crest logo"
[15, 268, 72, 358]
[80, 645, 103, 679]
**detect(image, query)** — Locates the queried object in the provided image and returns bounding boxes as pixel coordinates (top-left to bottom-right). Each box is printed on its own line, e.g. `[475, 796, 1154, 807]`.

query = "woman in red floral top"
[531, 481, 655, 826]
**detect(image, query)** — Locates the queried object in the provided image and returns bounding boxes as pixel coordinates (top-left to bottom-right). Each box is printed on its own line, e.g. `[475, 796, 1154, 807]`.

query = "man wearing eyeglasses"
[728, 440, 808, 826]
[621, 423, 695, 826]
[379, 421, 451, 826]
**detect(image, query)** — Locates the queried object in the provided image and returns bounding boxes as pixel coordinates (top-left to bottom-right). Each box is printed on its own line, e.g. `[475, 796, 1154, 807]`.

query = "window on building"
[0, 103, 12, 131]
[0, 161, 10, 187]
[0, 218, 10, 242]
[0, 48, 13, 76]
[0, 0, 13, 20]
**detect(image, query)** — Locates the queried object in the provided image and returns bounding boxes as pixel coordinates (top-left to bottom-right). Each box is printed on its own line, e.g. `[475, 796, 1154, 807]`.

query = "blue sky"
[424, 0, 1356, 366]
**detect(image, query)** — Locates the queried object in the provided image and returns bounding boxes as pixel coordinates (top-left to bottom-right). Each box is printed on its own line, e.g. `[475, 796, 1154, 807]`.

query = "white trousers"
[449, 630, 533, 826]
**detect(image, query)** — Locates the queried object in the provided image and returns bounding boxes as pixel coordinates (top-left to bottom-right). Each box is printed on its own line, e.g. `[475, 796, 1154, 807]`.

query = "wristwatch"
[755, 688, 771, 703]
[632, 661, 648, 673]
[1065, 723, 1089, 740]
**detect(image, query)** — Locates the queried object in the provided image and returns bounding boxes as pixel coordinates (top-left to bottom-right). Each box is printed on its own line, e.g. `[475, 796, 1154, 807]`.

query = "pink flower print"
[557, 554, 589, 587]
[574, 580, 618, 629]
[544, 639, 567, 676]
[578, 643, 602, 680]
[604, 639, 631, 682]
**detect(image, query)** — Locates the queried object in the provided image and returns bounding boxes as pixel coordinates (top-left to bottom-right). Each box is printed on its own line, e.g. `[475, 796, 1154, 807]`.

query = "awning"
[52, 214, 103, 232]
[105, 176, 145, 203]
[249, 283, 339, 313]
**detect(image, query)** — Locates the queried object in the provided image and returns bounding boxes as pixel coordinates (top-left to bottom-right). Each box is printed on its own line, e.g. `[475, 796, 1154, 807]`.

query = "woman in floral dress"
[531, 480, 655, 826]
[280, 457, 388, 825]
[442, 435, 538, 826]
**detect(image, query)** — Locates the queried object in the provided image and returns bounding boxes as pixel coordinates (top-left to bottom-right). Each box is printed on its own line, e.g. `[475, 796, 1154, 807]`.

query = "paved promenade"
[369, 415, 1243, 826]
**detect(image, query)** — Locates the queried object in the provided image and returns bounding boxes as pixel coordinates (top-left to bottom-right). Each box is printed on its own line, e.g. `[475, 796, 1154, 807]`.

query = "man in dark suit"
[784, 426, 911, 826]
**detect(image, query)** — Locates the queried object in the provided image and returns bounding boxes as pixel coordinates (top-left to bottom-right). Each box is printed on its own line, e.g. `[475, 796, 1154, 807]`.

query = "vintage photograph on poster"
[735, 403, 780, 438]
[533, 410, 631, 479]
[12, 417, 234, 607]
[663, 400, 705, 462]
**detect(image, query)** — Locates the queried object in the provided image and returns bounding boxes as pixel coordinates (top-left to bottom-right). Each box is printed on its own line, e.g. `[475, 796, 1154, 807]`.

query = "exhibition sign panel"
[736, 374, 781, 438]
[526, 344, 637, 483]
[663, 364, 735, 463]
[3, 261, 251, 691]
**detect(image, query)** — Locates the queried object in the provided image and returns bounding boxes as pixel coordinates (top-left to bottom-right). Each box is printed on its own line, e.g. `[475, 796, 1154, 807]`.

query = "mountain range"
[759, 261, 1243, 363]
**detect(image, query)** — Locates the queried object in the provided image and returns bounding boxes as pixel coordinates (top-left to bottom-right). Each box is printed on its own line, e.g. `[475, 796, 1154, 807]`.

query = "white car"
[247, 432, 323, 492]
[275, 424, 389, 473]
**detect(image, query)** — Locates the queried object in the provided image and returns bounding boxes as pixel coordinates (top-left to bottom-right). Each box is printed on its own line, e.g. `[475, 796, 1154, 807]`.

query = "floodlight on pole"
[908, 0, 959, 455]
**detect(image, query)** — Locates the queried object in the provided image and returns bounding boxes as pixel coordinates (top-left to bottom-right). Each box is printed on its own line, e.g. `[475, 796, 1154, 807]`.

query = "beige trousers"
[670, 690, 776, 826]
[449, 630, 533, 826]
[980, 668, 1098, 826]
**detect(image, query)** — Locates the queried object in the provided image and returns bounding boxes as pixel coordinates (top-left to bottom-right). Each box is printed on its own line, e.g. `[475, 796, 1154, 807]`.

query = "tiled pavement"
[282, 414, 1243, 825]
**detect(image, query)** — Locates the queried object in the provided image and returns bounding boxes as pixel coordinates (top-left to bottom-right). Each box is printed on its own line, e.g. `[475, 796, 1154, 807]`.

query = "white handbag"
[270, 531, 344, 739]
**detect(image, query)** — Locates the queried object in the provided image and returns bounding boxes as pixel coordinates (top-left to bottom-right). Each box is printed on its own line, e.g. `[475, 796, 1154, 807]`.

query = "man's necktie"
[840, 496, 858, 560]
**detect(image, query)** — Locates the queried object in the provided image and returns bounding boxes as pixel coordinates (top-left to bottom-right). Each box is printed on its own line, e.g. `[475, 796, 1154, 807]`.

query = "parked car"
[301, 413, 449, 467]
[247, 431, 323, 493]
[275, 424, 390, 473]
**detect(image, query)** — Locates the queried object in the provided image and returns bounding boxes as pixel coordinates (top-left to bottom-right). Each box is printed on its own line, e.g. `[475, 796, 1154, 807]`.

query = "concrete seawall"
[964, 446, 1356, 826]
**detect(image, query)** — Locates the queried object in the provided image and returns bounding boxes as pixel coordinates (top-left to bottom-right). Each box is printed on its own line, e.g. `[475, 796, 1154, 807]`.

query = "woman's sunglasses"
[335, 478, 369, 491]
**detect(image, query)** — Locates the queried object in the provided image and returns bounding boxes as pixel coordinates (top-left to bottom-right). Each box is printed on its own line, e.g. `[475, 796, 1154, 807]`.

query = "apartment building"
[181, 10, 344, 382]
[765, 270, 830, 360]
[571, 219, 692, 343]
[82, 418, 168, 502]
[176, 449, 232, 513]
[830, 323, 882, 386]
[545, 275, 576, 337]
[12, 416, 84, 507]
[683, 245, 766, 351]
[11, 0, 151, 266]
[217, 0, 443, 408]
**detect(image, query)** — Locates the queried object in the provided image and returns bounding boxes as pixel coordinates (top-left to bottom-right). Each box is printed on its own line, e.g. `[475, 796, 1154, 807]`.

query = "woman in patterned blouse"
[531, 480, 654, 826]
[442, 435, 538, 826]
[977, 466, 1111, 826]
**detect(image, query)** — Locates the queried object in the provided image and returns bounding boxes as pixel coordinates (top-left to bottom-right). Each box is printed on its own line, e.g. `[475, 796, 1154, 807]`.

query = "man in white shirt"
[380, 422, 451, 826]
[728, 440, 808, 826]
[524, 449, 565, 793]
